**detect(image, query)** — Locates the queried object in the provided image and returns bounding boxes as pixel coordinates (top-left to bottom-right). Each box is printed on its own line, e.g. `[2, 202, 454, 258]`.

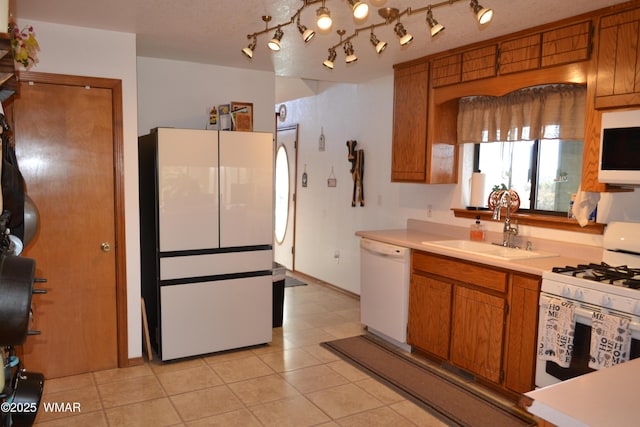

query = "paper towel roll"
[469, 172, 486, 208]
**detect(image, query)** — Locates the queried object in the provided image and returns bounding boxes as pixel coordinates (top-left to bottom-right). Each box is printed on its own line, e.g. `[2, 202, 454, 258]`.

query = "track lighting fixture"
[316, 2, 333, 30]
[470, 0, 493, 25]
[297, 16, 316, 43]
[323, 48, 337, 69]
[426, 8, 445, 37]
[268, 27, 284, 51]
[241, 36, 257, 59]
[394, 22, 413, 46]
[243, 0, 497, 70]
[348, 0, 369, 20]
[344, 41, 357, 63]
[370, 32, 387, 54]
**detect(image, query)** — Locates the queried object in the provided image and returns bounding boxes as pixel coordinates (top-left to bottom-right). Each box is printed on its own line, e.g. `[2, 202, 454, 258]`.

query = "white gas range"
[536, 221, 640, 388]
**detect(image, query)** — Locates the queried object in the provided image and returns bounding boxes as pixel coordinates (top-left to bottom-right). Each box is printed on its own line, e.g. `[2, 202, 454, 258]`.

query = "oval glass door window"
[274, 144, 290, 244]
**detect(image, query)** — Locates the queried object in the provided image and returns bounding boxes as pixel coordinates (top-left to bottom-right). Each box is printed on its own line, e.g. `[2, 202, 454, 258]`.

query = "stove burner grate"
[551, 266, 587, 275]
[626, 279, 640, 289]
[552, 262, 640, 288]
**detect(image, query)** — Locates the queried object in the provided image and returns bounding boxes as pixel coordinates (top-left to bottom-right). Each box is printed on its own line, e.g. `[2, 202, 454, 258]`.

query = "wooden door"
[450, 285, 505, 383]
[407, 273, 452, 359]
[12, 73, 125, 378]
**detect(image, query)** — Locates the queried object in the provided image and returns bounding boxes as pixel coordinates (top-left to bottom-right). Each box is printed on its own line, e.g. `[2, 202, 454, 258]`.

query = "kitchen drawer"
[160, 249, 272, 280]
[160, 275, 272, 360]
[412, 251, 507, 293]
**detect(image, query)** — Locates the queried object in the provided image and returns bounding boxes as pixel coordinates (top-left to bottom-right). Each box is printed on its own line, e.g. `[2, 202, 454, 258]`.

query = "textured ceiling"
[15, 0, 630, 83]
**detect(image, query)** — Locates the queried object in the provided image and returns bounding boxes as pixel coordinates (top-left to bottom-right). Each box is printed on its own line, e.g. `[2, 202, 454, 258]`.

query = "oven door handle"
[573, 306, 640, 333]
[574, 306, 596, 319]
[541, 296, 640, 333]
[540, 296, 599, 318]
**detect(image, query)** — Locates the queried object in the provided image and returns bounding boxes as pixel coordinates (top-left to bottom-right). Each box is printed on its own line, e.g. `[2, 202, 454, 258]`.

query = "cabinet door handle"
[101, 242, 111, 252]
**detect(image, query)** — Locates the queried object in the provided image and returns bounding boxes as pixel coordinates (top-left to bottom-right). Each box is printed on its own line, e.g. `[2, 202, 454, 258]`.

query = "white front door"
[274, 125, 297, 270]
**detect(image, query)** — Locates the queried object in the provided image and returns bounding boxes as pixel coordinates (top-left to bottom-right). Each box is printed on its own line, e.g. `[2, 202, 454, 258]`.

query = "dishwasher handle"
[360, 238, 409, 259]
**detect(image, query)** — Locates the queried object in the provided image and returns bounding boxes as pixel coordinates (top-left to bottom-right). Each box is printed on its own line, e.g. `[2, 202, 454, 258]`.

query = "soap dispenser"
[470, 215, 486, 241]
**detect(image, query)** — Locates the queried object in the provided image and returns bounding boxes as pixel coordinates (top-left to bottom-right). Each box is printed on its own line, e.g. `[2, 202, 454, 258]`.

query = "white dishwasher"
[360, 238, 411, 351]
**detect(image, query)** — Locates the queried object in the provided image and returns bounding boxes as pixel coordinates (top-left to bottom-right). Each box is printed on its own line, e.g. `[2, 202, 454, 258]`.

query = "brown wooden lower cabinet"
[408, 250, 541, 395]
[450, 285, 505, 383]
[504, 274, 542, 393]
[407, 274, 452, 359]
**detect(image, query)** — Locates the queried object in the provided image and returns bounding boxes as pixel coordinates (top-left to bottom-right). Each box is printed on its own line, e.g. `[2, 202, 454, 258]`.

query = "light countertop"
[356, 219, 603, 276]
[523, 358, 640, 427]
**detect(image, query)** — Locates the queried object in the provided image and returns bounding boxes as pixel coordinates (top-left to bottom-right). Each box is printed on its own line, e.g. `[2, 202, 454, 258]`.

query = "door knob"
[101, 242, 111, 252]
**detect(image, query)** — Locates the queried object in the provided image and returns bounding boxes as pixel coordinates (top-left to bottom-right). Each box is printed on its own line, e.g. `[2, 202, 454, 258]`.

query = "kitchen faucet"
[492, 190, 519, 247]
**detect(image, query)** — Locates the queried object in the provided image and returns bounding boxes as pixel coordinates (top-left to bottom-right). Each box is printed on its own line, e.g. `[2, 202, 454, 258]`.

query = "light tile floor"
[33, 278, 451, 426]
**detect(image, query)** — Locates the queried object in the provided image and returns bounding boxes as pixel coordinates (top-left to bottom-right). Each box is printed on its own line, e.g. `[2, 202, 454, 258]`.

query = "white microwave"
[599, 110, 640, 185]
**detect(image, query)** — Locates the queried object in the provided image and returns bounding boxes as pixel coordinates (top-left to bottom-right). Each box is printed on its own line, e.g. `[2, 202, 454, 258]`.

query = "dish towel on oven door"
[589, 312, 631, 370]
[537, 298, 576, 367]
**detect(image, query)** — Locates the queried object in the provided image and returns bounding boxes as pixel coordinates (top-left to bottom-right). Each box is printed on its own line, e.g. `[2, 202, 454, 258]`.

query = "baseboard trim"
[291, 270, 360, 300]
[127, 356, 145, 367]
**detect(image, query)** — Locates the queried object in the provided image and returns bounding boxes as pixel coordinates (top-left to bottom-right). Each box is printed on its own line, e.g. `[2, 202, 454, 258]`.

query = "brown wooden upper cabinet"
[430, 45, 498, 88]
[391, 62, 429, 182]
[430, 54, 462, 88]
[540, 21, 592, 67]
[595, 6, 640, 109]
[390, 1, 640, 192]
[431, 21, 591, 89]
[462, 45, 499, 82]
[430, 45, 498, 87]
[391, 61, 458, 183]
[499, 34, 542, 75]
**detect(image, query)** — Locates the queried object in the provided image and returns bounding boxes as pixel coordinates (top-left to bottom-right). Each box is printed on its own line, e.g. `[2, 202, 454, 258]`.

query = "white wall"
[278, 76, 640, 295]
[281, 76, 460, 293]
[137, 57, 275, 135]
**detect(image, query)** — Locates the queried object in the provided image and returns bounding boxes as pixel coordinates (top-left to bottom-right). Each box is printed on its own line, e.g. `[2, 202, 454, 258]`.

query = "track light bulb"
[241, 37, 257, 59]
[344, 41, 357, 63]
[316, 6, 333, 30]
[297, 22, 316, 43]
[426, 10, 445, 37]
[348, 0, 369, 20]
[394, 22, 413, 46]
[323, 48, 337, 69]
[470, 0, 493, 25]
[370, 33, 387, 54]
[268, 27, 284, 51]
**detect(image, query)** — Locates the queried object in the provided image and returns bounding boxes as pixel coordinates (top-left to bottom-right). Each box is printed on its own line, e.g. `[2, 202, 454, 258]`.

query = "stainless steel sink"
[420, 240, 559, 260]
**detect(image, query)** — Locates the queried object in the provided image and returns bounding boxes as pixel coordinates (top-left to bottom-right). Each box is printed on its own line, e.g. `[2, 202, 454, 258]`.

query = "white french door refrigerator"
[139, 128, 274, 361]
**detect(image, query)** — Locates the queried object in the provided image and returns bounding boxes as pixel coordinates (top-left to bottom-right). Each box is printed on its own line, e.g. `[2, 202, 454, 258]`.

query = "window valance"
[457, 84, 586, 144]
